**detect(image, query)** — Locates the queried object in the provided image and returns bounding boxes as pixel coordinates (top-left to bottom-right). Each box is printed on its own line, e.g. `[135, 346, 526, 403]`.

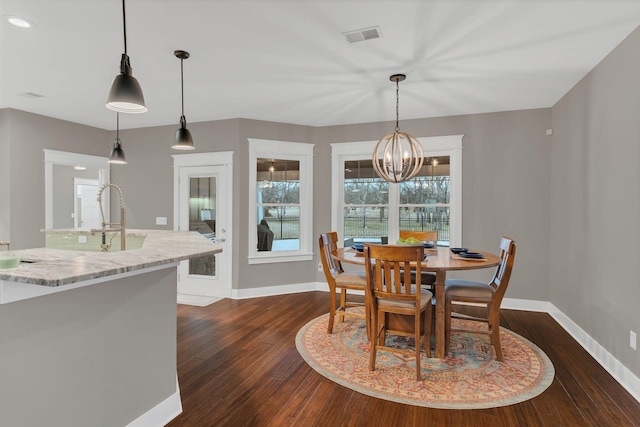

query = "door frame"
[172, 152, 234, 298]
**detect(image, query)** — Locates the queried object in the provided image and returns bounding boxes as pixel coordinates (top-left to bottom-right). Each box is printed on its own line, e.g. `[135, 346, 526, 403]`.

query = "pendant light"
[372, 74, 424, 183]
[108, 113, 127, 164]
[106, 0, 147, 113]
[172, 50, 195, 150]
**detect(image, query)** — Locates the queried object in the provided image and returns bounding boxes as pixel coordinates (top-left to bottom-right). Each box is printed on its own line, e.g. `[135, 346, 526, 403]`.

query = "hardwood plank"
[167, 291, 640, 427]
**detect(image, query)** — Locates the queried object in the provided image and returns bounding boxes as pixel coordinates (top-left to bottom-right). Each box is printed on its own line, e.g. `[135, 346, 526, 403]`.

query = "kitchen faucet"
[91, 183, 126, 251]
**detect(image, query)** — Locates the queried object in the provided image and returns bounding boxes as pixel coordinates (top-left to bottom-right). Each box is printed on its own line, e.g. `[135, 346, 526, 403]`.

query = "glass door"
[177, 165, 229, 297]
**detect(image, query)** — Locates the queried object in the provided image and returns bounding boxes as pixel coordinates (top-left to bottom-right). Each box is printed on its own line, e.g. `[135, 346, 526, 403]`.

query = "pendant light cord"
[181, 58, 185, 117]
[116, 112, 120, 139]
[395, 79, 400, 132]
[122, 0, 127, 54]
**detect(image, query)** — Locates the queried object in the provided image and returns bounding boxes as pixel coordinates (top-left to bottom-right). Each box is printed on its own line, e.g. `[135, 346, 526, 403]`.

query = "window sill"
[247, 252, 314, 265]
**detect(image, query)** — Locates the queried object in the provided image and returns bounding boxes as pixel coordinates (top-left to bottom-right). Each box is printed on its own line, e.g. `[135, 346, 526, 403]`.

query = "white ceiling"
[2, 0, 640, 131]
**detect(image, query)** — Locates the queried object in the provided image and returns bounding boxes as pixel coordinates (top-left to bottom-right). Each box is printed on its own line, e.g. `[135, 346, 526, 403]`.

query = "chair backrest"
[399, 230, 438, 245]
[364, 244, 425, 304]
[490, 237, 516, 301]
[319, 232, 344, 284]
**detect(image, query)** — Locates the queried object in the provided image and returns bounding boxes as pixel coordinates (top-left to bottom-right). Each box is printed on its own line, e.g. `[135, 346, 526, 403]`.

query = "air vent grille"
[343, 26, 381, 43]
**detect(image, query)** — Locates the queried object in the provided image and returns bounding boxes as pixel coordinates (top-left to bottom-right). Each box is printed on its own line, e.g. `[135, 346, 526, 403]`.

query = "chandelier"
[372, 74, 424, 183]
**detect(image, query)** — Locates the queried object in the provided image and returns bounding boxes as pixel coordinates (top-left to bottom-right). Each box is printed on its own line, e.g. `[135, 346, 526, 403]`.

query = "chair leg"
[424, 303, 432, 359]
[369, 310, 379, 371]
[444, 296, 452, 357]
[327, 288, 336, 334]
[415, 309, 422, 381]
[364, 296, 371, 342]
[338, 289, 347, 323]
[489, 304, 504, 361]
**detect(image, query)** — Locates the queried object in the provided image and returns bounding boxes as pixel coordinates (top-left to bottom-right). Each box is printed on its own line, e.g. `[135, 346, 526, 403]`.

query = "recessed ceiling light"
[5, 15, 33, 28]
[74, 166, 87, 171]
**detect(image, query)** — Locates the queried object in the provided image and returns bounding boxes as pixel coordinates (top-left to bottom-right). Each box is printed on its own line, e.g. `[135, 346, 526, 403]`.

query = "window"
[399, 156, 451, 243]
[331, 135, 462, 247]
[248, 139, 314, 264]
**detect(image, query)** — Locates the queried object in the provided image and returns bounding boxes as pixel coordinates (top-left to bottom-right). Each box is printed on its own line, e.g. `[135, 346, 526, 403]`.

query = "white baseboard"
[548, 304, 640, 403]
[126, 374, 183, 427]
[229, 283, 640, 404]
[502, 297, 552, 312]
[232, 282, 322, 299]
[177, 293, 223, 307]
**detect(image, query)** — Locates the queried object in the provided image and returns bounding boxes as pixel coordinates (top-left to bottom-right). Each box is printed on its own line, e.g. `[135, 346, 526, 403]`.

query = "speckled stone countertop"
[0, 229, 221, 287]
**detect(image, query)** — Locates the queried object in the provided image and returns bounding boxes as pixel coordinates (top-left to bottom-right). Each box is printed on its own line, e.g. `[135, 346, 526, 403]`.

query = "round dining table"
[333, 245, 501, 358]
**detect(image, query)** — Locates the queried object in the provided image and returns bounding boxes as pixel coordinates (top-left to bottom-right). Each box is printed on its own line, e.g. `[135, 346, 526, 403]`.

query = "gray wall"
[551, 26, 640, 375]
[0, 110, 9, 243]
[2, 109, 108, 249]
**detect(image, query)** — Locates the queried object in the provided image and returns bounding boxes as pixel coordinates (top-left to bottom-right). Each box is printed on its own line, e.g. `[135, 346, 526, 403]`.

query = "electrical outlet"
[318, 262, 323, 272]
[631, 331, 637, 350]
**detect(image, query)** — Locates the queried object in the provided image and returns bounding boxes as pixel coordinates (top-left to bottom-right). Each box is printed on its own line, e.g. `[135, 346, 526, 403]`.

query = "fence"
[344, 212, 450, 242]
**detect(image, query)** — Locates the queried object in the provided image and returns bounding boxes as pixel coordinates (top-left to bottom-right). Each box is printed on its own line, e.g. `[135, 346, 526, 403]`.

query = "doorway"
[173, 152, 233, 300]
[74, 178, 100, 229]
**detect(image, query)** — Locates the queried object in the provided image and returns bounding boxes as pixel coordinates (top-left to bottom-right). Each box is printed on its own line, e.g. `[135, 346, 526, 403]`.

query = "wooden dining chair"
[319, 232, 368, 334]
[364, 244, 432, 381]
[399, 230, 437, 289]
[444, 236, 516, 361]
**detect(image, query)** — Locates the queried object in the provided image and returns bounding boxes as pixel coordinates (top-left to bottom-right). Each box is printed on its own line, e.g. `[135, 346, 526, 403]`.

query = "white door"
[176, 164, 231, 297]
[74, 179, 101, 229]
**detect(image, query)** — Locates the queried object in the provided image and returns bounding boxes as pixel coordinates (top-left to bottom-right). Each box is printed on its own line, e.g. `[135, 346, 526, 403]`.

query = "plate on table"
[423, 242, 435, 249]
[457, 251, 485, 259]
[450, 247, 468, 254]
[351, 243, 364, 252]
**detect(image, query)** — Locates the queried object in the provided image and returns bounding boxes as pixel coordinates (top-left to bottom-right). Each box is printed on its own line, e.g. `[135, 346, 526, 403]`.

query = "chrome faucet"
[91, 183, 126, 251]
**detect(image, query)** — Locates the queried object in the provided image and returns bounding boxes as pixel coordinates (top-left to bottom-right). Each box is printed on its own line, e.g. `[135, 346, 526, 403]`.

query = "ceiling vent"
[343, 26, 381, 43]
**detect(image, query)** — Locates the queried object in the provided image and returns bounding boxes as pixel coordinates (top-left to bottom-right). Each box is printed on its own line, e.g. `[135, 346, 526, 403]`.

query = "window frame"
[330, 135, 463, 247]
[248, 138, 314, 264]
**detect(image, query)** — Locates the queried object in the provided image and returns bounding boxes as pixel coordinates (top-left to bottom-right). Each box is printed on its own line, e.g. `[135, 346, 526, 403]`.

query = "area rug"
[295, 309, 554, 409]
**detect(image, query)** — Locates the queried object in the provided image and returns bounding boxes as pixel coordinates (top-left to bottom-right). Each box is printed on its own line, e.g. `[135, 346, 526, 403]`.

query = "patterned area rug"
[295, 309, 554, 409]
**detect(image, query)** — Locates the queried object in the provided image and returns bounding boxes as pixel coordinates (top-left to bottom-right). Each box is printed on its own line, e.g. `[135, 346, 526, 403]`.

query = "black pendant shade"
[109, 139, 127, 164]
[106, 0, 147, 113]
[172, 50, 195, 150]
[108, 113, 127, 164]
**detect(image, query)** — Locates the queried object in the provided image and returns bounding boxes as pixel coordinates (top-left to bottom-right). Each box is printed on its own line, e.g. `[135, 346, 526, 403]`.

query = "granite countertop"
[0, 229, 221, 287]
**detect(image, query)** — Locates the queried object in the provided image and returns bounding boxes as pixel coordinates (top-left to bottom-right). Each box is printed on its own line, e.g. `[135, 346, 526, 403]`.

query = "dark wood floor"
[167, 291, 640, 427]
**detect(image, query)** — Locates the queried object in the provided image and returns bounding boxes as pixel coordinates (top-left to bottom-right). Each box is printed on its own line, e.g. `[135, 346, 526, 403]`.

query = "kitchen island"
[0, 230, 221, 427]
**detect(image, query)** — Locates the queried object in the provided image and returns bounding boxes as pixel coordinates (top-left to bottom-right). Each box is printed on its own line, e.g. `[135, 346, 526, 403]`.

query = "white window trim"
[247, 139, 314, 264]
[330, 135, 463, 247]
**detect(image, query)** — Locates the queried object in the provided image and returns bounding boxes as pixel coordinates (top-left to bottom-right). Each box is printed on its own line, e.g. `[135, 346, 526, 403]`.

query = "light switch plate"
[156, 217, 167, 226]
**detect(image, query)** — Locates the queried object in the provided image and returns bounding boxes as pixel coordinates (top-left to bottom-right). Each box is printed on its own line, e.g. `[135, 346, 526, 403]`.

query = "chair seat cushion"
[445, 279, 494, 299]
[378, 290, 432, 310]
[335, 271, 367, 288]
